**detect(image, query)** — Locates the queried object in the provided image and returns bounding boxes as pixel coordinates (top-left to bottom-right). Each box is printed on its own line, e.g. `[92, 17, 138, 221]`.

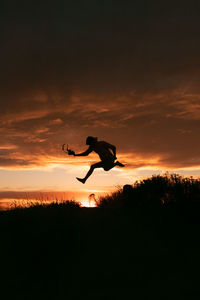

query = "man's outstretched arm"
[74, 147, 92, 157]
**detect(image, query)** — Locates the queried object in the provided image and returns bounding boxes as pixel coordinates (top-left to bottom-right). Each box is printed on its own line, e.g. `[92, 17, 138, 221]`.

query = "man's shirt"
[88, 141, 115, 161]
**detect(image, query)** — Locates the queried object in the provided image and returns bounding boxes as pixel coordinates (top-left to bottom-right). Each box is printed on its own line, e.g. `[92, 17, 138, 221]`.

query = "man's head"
[86, 136, 98, 145]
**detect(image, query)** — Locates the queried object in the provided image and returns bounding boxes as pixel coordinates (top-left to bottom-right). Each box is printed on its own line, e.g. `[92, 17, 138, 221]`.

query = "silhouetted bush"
[97, 188, 124, 208]
[97, 173, 200, 211]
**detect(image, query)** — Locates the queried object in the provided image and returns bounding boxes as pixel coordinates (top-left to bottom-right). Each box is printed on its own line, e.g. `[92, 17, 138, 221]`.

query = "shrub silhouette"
[97, 187, 124, 208]
[97, 173, 200, 212]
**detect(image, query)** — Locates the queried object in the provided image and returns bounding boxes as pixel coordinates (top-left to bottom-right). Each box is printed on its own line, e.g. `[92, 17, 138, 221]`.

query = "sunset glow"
[1, 1, 200, 209]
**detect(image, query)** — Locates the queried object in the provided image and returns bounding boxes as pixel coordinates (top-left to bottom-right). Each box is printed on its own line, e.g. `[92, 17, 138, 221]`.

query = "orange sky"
[0, 1, 200, 202]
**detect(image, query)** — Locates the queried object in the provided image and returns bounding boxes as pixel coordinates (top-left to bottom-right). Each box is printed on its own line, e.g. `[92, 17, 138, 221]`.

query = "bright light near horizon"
[79, 194, 97, 207]
[80, 199, 97, 207]
[0, 197, 97, 210]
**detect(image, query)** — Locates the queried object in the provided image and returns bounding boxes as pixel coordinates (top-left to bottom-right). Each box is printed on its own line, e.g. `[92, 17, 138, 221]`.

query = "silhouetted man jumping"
[70, 136, 125, 184]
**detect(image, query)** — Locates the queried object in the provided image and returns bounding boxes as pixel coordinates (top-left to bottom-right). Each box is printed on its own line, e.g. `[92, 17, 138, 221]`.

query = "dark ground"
[0, 200, 200, 300]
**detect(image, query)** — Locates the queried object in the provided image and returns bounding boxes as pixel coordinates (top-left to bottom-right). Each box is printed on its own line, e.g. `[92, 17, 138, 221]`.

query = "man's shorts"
[102, 158, 115, 171]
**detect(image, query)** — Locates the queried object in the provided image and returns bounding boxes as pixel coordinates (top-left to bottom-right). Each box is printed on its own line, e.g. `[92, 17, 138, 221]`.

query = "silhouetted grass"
[10, 198, 81, 210]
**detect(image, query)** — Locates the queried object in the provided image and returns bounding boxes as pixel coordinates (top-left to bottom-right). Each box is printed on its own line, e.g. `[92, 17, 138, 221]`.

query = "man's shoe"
[76, 177, 86, 184]
[116, 161, 125, 167]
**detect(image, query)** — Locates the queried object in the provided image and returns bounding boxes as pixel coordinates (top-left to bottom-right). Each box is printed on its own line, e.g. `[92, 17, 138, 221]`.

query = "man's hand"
[68, 149, 75, 156]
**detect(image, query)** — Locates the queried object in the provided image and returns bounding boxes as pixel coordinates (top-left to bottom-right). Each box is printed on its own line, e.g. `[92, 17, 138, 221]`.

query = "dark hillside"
[1, 175, 200, 300]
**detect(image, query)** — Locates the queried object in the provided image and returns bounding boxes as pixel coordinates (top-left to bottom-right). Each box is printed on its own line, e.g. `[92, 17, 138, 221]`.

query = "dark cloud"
[0, 1, 200, 169]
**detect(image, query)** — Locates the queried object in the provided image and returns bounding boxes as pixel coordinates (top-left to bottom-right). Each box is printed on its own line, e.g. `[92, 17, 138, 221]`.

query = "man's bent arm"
[108, 144, 116, 158]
